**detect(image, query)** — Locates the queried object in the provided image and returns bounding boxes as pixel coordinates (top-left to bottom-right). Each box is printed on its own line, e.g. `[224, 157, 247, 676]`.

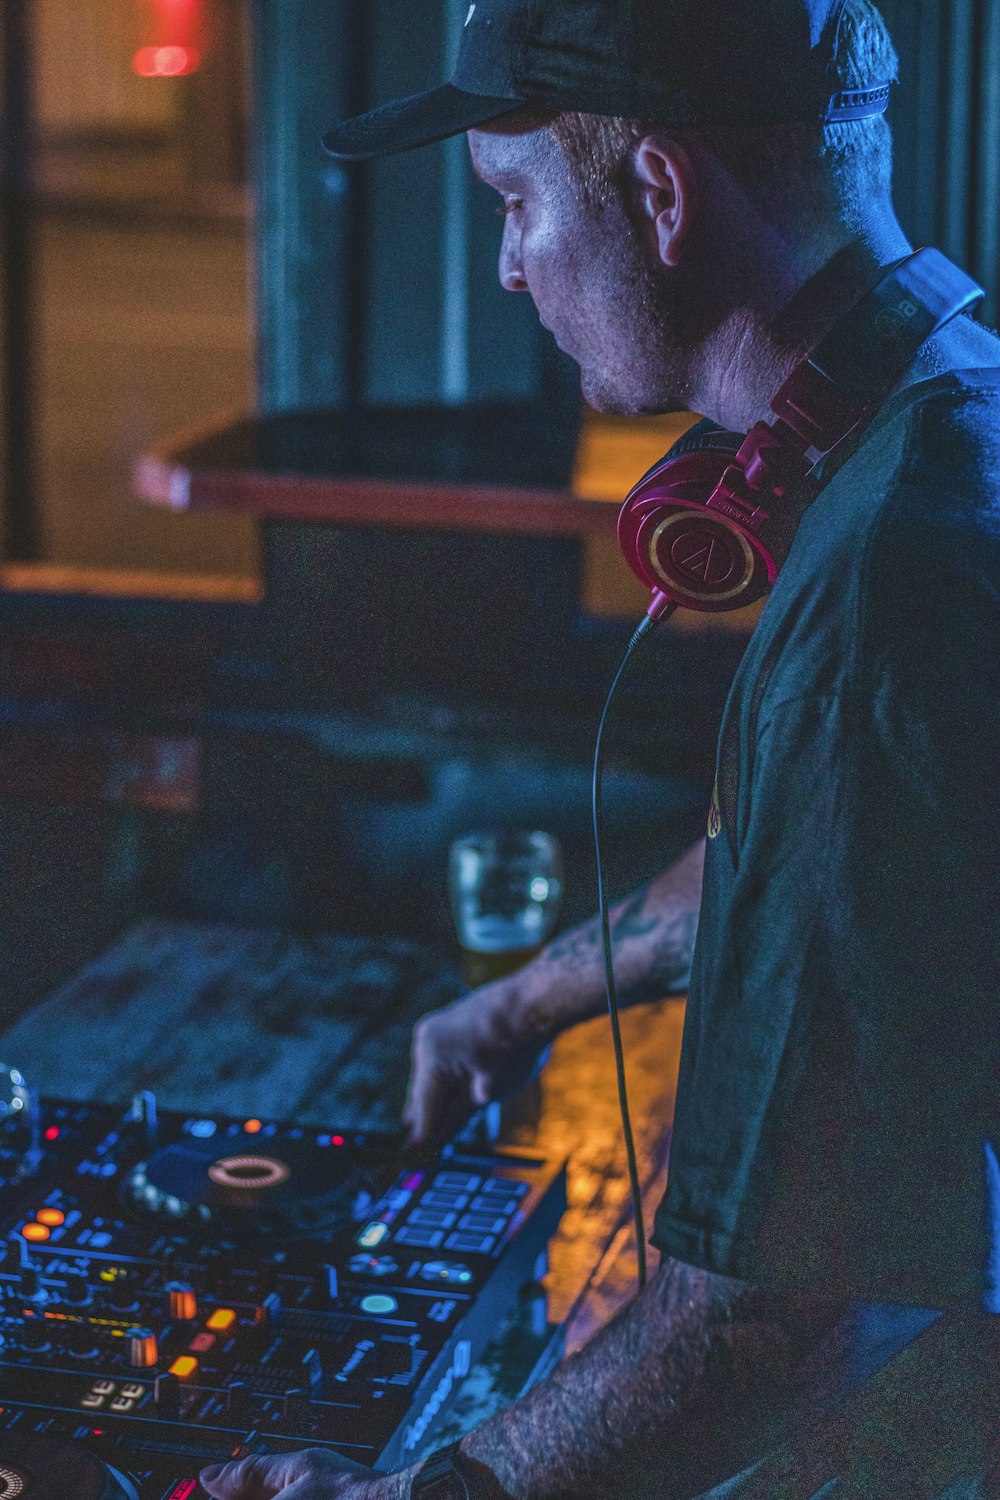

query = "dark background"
[0, 0, 997, 1029]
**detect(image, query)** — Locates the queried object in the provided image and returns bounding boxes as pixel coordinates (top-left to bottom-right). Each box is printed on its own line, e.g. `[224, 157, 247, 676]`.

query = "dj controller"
[0, 1068, 567, 1499]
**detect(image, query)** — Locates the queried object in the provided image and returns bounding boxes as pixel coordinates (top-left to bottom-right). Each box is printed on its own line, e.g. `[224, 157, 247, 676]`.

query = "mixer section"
[0, 1080, 567, 1498]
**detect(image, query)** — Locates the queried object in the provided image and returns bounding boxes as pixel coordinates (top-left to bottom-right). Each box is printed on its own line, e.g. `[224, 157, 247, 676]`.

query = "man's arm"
[405, 840, 705, 1143]
[457, 1256, 845, 1500]
[517, 837, 706, 1034]
[201, 1257, 847, 1500]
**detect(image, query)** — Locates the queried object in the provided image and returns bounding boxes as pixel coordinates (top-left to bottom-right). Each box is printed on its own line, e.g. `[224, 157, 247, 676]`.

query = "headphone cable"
[593, 611, 661, 1292]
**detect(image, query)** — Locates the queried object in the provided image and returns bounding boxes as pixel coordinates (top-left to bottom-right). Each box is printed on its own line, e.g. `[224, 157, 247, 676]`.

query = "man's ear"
[634, 137, 696, 269]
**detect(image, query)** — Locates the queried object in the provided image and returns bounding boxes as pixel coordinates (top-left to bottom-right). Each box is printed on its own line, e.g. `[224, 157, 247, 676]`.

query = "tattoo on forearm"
[543, 884, 698, 1002]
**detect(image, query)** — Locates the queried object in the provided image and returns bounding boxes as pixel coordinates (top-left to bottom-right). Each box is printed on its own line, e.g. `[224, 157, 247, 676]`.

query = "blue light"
[360, 1294, 398, 1316]
[189, 1120, 217, 1139]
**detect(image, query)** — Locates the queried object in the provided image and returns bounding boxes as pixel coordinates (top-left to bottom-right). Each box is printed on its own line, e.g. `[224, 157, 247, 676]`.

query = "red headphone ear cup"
[618, 444, 777, 615]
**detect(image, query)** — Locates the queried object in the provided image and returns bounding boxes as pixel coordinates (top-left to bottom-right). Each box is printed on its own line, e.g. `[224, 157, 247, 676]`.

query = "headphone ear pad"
[626, 420, 744, 493]
[617, 424, 776, 614]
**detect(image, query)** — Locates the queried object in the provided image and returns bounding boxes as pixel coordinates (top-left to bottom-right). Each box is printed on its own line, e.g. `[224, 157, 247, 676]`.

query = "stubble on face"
[469, 122, 693, 417]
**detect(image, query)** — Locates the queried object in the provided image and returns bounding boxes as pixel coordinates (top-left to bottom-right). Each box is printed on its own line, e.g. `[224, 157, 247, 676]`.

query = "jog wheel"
[0, 1435, 138, 1500]
[123, 1137, 375, 1240]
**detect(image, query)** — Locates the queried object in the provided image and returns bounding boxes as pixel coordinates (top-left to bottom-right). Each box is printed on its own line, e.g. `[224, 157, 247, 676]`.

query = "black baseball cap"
[323, 0, 894, 162]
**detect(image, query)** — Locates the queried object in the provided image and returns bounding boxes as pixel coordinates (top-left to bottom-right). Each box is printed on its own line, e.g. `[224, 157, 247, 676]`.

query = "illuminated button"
[444, 1232, 496, 1254]
[348, 1254, 400, 1278]
[360, 1294, 398, 1316]
[20, 1223, 50, 1243]
[409, 1208, 458, 1230]
[433, 1172, 482, 1192]
[189, 1332, 216, 1354]
[81, 1393, 105, 1409]
[120, 1383, 145, 1399]
[168, 1355, 199, 1380]
[419, 1261, 475, 1286]
[127, 1328, 159, 1368]
[471, 1194, 518, 1216]
[189, 1119, 217, 1139]
[243, 1118, 263, 1135]
[357, 1221, 390, 1250]
[421, 1191, 470, 1211]
[482, 1177, 528, 1198]
[457, 1213, 506, 1234]
[394, 1227, 444, 1249]
[206, 1307, 237, 1332]
[109, 1396, 135, 1413]
[36, 1208, 66, 1228]
[167, 1283, 198, 1322]
[44, 1125, 61, 1141]
[92, 1380, 116, 1396]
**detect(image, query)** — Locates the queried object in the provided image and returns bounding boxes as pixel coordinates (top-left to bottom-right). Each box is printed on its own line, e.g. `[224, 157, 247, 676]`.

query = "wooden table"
[0, 920, 685, 1437]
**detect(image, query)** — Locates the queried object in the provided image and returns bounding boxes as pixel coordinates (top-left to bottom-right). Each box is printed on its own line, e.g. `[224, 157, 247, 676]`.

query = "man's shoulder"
[873, 367, 1000, 541]
[831, 364, 1000, 543]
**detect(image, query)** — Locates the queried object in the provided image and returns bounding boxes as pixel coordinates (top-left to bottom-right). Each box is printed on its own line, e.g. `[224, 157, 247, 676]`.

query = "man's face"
[469, 123, 687, 415]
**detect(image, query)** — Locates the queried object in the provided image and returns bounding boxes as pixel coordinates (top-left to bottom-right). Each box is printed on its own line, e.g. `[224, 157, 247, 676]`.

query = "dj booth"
[0, 921, 685, 1497]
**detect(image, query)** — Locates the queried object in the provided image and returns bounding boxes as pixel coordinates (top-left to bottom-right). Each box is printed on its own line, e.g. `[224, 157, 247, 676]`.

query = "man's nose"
[499, 230, 528, 293]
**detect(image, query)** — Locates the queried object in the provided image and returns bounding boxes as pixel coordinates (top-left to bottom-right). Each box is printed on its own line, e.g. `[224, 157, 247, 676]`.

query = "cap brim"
[323, 82, 523, 162]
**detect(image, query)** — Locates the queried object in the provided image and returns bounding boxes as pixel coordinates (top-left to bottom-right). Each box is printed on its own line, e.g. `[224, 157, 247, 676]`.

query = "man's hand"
[199, 1450, 405, 1500]
[404, 984, 547, 1145]
[405, 843, 705, 1146]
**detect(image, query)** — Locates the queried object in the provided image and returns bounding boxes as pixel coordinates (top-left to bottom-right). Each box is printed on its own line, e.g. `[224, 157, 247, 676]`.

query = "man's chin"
[580, 371, 682, 419]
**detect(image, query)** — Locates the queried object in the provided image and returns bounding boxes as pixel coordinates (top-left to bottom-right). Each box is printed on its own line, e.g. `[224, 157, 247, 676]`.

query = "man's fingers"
[200, 1453, 294, 1497]
[201, 1448, 374, 1499]
[470, 1070, 492, 1107]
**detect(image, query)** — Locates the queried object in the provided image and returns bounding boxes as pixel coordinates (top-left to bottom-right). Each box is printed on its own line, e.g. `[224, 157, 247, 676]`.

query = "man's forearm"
[508, 839, 705, 1046]
[458, 1257, 844, 1500]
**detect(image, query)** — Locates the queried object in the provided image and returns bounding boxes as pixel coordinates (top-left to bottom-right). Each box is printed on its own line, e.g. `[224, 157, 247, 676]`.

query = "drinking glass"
[449, 830, 563, 990]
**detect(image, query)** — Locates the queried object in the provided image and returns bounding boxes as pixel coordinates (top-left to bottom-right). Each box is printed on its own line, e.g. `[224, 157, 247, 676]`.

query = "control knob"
[18, 1263, 44, 1302]
[19, 1316, 50, 1352]
[127, 1327, 159, 1369]
[65, 1319, 101, 1359]
[64, 1272, 91, 1305]
[105, 1276, 139, 1315]
[166, 1281, 198, 1321]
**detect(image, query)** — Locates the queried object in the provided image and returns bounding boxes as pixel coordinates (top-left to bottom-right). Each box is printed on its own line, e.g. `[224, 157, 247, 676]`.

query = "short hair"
[549, 0, 900, 234]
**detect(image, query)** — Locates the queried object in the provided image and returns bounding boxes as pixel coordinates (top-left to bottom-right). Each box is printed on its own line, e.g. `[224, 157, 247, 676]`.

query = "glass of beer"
[449, 830, 563, 990]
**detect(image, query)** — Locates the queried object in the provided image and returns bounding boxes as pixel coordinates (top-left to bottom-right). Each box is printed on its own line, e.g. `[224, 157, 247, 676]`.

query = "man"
[202, 1, 1000, 1495]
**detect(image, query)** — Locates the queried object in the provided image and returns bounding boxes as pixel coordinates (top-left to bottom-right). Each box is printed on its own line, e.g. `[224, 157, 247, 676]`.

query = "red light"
[44, 1126, 60, 1141]
[168, 1484, 198, 1500]
[132, 44, 200, 77]
[331, 1135, 345, 1147]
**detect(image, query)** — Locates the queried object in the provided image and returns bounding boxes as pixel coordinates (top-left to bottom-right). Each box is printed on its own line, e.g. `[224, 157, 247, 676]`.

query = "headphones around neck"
[617, 248, 985, 622]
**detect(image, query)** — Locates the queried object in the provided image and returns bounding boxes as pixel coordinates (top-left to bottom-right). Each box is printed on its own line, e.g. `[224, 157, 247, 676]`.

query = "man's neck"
[691, 225, 914, 432]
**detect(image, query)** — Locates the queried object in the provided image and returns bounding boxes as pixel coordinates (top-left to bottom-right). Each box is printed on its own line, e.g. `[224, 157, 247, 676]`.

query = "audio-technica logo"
[671, 529, 736, 586]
